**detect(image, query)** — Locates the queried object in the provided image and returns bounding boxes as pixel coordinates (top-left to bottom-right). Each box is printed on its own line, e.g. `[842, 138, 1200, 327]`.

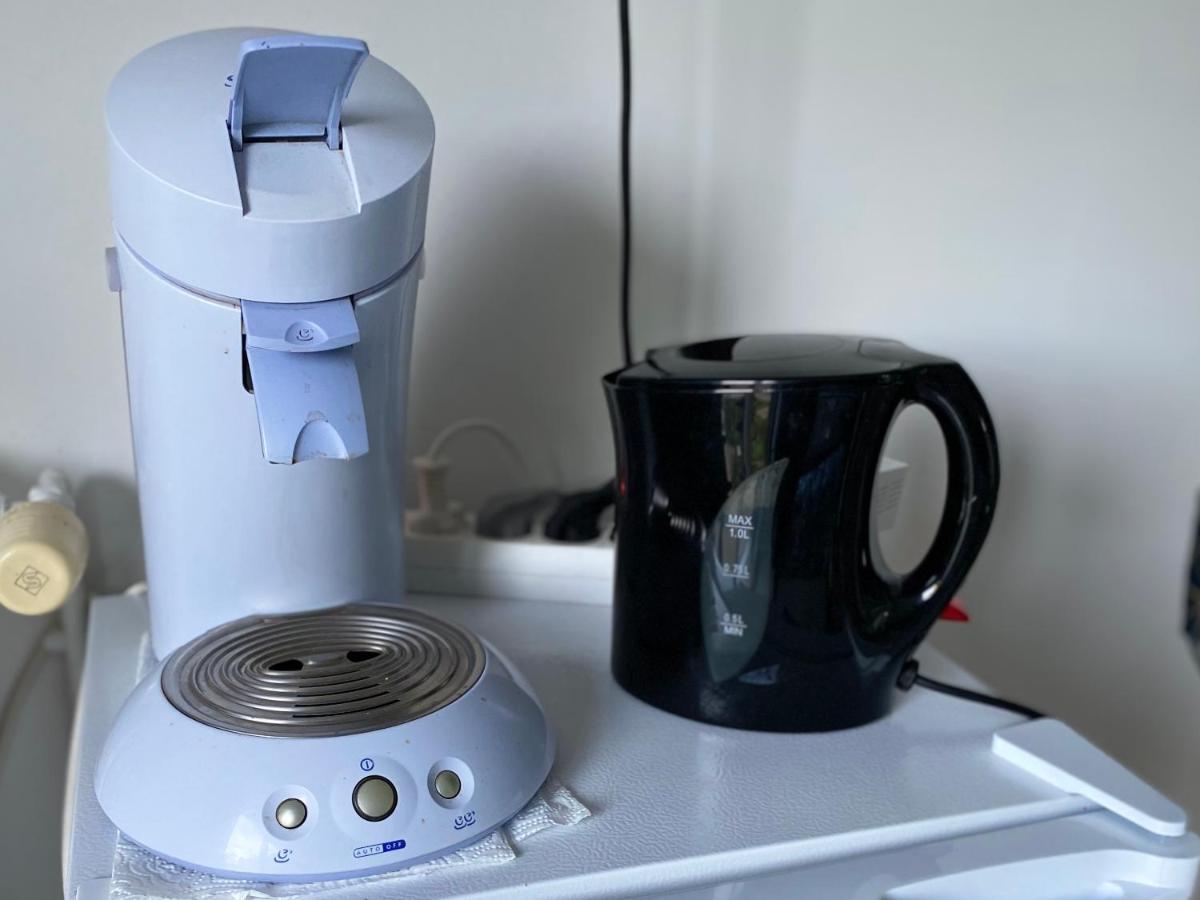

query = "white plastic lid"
[106, 28, 435, 303]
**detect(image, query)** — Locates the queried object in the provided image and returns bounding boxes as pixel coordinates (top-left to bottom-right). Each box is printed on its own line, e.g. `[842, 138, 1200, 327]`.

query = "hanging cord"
[411, 418, 536, 536]
[425, 417, 531, 477]
[898, 659, 1044, 720]
[539, 0, 633, 542]
[618, 0, 633, 366]
[0, 620, 58, 775]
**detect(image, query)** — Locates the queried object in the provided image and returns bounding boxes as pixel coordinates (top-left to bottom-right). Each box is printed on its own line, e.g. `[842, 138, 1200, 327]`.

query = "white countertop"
[66, 591, 1106, 899]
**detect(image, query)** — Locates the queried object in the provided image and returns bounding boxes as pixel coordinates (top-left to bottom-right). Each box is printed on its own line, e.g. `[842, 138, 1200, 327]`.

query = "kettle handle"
[848, 363, 1000, 643]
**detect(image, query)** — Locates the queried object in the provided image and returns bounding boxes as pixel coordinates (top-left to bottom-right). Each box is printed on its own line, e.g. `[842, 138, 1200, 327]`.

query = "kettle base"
[612, 652, 901, 733]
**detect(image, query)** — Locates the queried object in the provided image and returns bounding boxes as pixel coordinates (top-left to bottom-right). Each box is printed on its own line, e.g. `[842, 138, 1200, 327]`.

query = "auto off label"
[353, 838, 406, 859]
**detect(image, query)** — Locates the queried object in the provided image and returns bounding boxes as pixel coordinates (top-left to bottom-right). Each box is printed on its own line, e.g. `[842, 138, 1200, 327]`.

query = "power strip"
[405, 457, 907, 607]
[405, 522, 614, 606]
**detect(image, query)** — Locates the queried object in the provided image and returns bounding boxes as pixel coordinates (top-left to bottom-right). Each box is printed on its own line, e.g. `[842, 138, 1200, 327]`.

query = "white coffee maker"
[94, 29, 553, 880]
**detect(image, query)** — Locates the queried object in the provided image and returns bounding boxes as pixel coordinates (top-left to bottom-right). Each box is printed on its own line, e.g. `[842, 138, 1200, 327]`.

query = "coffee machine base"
[94, 604, 554, 881]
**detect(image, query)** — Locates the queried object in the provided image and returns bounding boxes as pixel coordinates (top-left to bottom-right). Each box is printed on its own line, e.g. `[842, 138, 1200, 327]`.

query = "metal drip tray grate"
[161, 604, 485, 737]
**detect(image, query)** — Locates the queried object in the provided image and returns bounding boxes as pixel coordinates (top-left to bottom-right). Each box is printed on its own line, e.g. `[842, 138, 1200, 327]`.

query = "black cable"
[618, 0, 633, 366]
[898, 659, 1044, 719]
[544, 481, 618, 542]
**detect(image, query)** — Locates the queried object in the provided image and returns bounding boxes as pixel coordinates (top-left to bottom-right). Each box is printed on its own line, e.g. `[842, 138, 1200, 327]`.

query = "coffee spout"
[241, 298, 368, 464]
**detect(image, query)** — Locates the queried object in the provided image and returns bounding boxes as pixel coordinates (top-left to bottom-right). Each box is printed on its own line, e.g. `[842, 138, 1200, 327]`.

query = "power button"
[353, 775, 397, 822]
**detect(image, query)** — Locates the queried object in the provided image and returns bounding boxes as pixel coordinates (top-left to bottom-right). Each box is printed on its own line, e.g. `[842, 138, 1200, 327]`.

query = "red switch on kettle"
[939, 598, 970, 622]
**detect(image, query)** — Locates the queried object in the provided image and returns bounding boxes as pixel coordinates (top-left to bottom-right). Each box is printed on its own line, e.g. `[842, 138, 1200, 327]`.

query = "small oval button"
[433, 770, 461, 800]
[353, 775, 397, 821]
[275, 798, 307, 830]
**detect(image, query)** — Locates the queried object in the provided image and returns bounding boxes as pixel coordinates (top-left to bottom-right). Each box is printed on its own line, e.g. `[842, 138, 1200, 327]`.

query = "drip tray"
[162, 604, 486, 738]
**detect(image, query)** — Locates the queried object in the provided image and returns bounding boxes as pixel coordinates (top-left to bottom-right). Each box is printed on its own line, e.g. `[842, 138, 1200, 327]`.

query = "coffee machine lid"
[106, 28, 435, 303]
[611, 335, 949, 386]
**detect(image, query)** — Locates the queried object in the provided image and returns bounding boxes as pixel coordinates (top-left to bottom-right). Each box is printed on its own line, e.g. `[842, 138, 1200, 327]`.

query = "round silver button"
[433, 770, 461, 800]
[275, 798, 307, 830]
[353, 775, 397, 821]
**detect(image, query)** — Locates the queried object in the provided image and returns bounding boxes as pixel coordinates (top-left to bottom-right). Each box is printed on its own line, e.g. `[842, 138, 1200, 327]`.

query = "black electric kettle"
[603, 335, 999, 731]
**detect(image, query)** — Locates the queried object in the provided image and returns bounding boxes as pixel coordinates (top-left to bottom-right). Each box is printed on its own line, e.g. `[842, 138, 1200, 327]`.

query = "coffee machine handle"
[242, 298, 369, 464]
[228, 35, 369, 151]
[852, 364, 1000, 641]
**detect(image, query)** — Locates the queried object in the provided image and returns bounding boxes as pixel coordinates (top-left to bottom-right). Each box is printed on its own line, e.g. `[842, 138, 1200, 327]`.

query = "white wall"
[0, 1, 1198, 892]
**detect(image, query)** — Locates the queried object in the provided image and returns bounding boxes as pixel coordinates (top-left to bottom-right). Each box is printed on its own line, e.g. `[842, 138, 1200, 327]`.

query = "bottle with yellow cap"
[0, 471, 89, 616]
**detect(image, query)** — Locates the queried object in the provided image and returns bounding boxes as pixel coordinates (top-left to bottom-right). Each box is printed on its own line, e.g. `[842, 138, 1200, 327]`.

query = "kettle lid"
[611, 335, 950, 385]
[106, 28, 435, 303]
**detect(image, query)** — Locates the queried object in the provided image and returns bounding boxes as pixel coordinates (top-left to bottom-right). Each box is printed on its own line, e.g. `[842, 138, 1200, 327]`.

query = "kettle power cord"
[898, 659, 1044, 720]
